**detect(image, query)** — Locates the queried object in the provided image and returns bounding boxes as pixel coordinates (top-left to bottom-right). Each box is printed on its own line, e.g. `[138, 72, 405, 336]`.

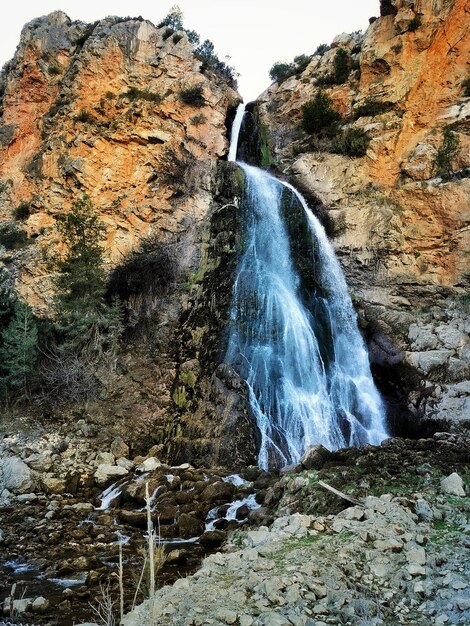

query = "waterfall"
[226, 104, 388, 470]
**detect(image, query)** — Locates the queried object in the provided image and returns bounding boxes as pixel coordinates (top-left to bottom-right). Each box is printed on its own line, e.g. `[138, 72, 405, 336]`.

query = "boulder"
[300, 444, 332, 470]
[137, 457, 161, 472]
[110, 437, 129, 459]
[94, 464, 128, 485]
[178, 513, 204, 539]
[1, 457, 34, 493]
[41, 475, 67, 494]
[199, 529, 227, 547]
[440, 472, 466, 497]
[199, 481, 234, 503]
[32, 596, 50, 612]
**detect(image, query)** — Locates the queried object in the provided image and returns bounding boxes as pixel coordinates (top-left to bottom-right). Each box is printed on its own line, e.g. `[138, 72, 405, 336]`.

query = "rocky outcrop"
[256, 0, 470, 430]
[123, 433, 470, 626]
[0, 12, 239, 310]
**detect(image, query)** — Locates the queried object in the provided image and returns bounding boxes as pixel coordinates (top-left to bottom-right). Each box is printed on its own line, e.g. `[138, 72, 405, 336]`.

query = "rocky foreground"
[121, 433, 470, 626]
[0, 431, 468, 625]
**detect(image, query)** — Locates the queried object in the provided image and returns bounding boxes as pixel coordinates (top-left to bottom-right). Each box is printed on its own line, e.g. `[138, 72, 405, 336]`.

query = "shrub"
[122, 87, 161, 103]
[195, 39, 237, 87]
[269, 62, 295, 83]
[314, 44, 330, 56]
[269, 55, 312, 84]
[190, 113, 207, 125]
[48, 65, 61, 75]
[75, 109, 93, 123]
[332, 48, 351, 84]
[434, 126, 460, 176]
[0, 224, 29, 249]
[179, 85, 205, 107]
[106, 235, 178, 325]
[301, 90, 342, 135]
[331, 127, 371, 157]
[14, 202, 31, 221]
[353, 99, 394, 119]
[408, 15, 422, 31]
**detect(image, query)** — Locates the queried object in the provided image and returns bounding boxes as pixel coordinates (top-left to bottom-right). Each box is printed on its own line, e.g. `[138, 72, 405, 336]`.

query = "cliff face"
[257, 0, 469, 427]
[0, 11, 246, 460]
[0, 11, 239, 309]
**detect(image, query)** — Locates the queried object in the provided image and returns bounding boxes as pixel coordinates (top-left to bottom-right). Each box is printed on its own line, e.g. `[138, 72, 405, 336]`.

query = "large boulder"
[300, 444, 332, 470]
[0, 456, 34, 493]
[94, 464, 128, 486]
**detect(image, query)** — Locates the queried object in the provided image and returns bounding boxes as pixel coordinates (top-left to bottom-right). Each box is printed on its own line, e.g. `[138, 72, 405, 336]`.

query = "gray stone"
[94, 464, 128, 485]
[300, 444, 332, 470]
[110, 437, 129, 459]
[406, 547, 426, 566]
[435, 325, 467, 350]
[136, 457, 161, 472]
[440, 473, 466, 497]
[415, 498, 433, 521]
[1, 457, 33, 493]
[32, 596, 50, 612]
[407, 350, 453, 375]
[408, 324, 440, 351]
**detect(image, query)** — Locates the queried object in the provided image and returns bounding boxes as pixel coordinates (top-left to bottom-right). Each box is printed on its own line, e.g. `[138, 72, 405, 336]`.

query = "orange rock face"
[258, 0, 469, 293]
[0, 12, 239, 310]
[257, 0, 469, 425]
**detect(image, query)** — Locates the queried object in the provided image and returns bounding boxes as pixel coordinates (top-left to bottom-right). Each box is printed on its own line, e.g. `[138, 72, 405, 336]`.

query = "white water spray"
[225, 105, 388, 469]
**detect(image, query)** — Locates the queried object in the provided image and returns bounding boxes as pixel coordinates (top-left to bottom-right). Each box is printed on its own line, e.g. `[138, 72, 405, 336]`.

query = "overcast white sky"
[1, 1, 379, 100]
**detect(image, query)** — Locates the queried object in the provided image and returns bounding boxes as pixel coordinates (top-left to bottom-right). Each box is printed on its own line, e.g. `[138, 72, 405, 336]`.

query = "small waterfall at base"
[226, 104, 389, 470]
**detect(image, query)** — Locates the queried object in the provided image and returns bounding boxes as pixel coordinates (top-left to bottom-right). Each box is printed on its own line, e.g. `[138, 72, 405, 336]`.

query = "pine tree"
[1, 300, 38, 395]
[52, 195, 123, 359]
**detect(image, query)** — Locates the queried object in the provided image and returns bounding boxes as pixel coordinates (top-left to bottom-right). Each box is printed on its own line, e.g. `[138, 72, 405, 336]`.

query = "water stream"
[226, 104, 388, 469]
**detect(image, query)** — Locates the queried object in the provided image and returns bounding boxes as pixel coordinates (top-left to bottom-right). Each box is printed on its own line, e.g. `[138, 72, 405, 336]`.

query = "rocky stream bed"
[0, 428, 468, 626]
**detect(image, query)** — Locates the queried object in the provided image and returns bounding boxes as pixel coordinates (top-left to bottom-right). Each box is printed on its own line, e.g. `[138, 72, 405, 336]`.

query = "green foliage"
[301, 90, 342, 135]
[106, 234, 177, 326]
[179, 85, 205, 107]
[0, 224, 29, 250]
[434, 126, 460, 176]
[47, 65, 61, 75]
[0, 300, 38, 394]
[408, 15, 422, 31]
[195, 39, 237, 87]
[331, 127, 371, 157]
[269, 54, 312, 83]
[332, 48, 351, 84]
[157, 6, 235, 85]
[190, 113, 207, 125]
[316, 48, 351, 86]
[14, 202, 31, 221]
[122, 87, 161, 103]
[269, 62, 295, 83]
[314, 44, 330, 56]
[52, 195, 123, 357]
[75, 109, 93, 123]
[353, 99, 394, 119]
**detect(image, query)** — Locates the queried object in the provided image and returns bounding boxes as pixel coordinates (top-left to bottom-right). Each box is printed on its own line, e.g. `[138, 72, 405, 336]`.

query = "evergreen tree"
[52, 195, 123, 359]
[1, 300, 38, 395]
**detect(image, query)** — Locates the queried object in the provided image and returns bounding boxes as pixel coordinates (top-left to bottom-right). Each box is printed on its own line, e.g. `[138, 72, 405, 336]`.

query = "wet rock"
[178, 513, 204, 539]
[199, 530, 227, 547]
[200, 481, 234, 503]
[94, 464, 128, 485]
[117, 510, 147, 528]
[440, 472, 466, 497]
[300, 444, 332, 470]
[32, 596, 50, 612]
[248, 507, 274, 526]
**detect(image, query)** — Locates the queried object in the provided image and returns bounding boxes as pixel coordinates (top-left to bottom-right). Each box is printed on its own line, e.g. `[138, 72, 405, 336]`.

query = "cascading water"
[226, 104, 388, 470]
